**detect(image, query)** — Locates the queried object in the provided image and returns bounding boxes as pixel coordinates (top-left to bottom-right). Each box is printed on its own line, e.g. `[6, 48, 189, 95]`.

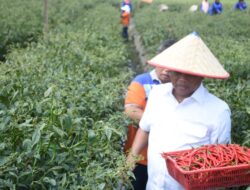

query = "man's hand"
[126, 153, 136, 171]
[125, 128, 149, 170]
[126, 152, 143, 171]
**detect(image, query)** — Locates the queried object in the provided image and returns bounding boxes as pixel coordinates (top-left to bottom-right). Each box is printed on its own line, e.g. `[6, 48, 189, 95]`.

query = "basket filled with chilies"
[162, 144, 250, 190]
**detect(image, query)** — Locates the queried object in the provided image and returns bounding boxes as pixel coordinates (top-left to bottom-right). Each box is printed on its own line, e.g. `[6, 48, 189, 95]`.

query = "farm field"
[0, 0, 249, 189]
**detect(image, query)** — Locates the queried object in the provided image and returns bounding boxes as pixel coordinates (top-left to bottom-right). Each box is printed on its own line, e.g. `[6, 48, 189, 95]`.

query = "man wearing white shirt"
[127, 32, 231, 190]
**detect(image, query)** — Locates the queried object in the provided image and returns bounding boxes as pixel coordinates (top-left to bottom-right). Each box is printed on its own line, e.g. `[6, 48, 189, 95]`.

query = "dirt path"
[128, 18, 150, 74]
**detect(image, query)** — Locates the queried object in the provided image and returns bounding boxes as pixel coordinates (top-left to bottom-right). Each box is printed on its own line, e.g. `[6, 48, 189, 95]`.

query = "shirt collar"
[188, 83, 206, 104]
[150, 69, 161, 84]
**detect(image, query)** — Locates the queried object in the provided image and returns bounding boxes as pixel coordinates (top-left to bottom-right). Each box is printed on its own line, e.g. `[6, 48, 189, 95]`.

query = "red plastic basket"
[162, 150, 250, 190]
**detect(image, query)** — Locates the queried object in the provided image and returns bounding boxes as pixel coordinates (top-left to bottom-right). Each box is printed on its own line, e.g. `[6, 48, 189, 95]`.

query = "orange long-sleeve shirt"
[121, 11, 130, 26]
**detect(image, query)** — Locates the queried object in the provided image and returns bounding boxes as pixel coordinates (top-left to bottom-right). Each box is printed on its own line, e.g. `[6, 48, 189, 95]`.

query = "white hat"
[148, 32, 230, 79]
[121, 5, 130, 13]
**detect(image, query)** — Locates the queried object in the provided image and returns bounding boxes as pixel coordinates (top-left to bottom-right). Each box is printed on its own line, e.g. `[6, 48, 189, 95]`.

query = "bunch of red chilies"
[169, 144, 250, 171]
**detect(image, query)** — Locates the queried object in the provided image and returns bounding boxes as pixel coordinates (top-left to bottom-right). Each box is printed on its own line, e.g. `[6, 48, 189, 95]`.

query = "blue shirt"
[208, 2, 223, 15]
[234, 2, 247, 10]
[131, 71, 160, 101]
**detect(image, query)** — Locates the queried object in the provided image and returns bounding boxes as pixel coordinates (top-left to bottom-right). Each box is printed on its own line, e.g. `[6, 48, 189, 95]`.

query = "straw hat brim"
[148, 32, 230, 79]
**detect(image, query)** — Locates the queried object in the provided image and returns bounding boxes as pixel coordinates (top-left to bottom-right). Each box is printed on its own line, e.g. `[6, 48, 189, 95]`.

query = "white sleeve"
[139, 86, 158, 132]
[210, 108, 231, 144]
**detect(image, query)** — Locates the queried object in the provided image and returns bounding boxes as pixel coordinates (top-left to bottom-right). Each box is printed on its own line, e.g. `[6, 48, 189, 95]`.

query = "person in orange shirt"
[120, 5, 131, 41]
[124, 40, 176, 190]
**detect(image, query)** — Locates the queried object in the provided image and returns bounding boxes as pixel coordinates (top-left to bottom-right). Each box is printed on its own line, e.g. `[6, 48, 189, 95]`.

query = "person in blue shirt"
[208, 0, 223, 15]
[234, 0, 247, 11]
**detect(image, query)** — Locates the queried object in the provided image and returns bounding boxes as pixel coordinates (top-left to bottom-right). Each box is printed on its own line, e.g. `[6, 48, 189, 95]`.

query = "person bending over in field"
[208, 0, 223, 15]
[123, 39, 176, 190]
[127, 32, 231, 190]
[233, 0, 247, 11]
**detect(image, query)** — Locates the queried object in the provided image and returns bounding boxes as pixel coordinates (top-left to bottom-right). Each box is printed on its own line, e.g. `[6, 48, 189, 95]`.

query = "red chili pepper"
[165, 144, 250, 171]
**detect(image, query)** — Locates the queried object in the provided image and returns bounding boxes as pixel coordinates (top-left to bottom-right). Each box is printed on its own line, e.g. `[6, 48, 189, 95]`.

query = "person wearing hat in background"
[120, 5, 131, 41]
[127, 32, 231, 190]
[124, 39, 176, 190]
[208, 0, 223, 15]
[200, 0, 210, 14]
[233, 0, 247, 11]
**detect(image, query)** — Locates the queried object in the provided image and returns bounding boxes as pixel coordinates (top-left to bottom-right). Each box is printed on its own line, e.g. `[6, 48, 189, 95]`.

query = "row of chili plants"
[0, 0, 43, 61]
[132, 0, 250, 147]
[0, 0, 134, 189]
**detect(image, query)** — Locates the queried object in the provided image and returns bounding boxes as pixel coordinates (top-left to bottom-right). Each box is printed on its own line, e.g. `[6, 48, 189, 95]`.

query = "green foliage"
[0, 0, 43, 61]
[0, 0, 134, 189]
[1, 0, 249, 189]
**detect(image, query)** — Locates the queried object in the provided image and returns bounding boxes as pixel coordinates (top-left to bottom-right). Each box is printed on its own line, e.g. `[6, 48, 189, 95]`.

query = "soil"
[128, 18, 151, 75]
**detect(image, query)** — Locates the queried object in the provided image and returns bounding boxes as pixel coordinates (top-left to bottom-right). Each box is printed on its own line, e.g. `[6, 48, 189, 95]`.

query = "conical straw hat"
[148, 32, 230, 79]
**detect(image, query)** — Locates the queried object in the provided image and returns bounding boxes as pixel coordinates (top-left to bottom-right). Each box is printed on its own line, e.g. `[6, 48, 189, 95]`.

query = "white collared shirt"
[140, 83, 231, 190]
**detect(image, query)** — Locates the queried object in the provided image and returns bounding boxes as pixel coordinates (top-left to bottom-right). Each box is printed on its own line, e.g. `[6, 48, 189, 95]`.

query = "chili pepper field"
[0, 0, 249, 189]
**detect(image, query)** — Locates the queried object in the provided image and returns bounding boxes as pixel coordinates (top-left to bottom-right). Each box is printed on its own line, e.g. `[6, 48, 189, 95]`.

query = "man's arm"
[124, 81, 146, 122]
[217, 4, 222, 13]
[211, 109, 231, 144]
[126, 128, 149, 167]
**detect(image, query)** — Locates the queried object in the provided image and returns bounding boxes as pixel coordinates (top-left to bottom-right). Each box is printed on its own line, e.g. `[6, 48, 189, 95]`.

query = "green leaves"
[43, 177, 56, 186]
[32, 128, 41, 148]
[22, 139, 32, 151]
[53, 125, 67, 138]
[0, 0, 131, 189]
[44, 86, 54, 98]
[88, 129, 96, 141]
